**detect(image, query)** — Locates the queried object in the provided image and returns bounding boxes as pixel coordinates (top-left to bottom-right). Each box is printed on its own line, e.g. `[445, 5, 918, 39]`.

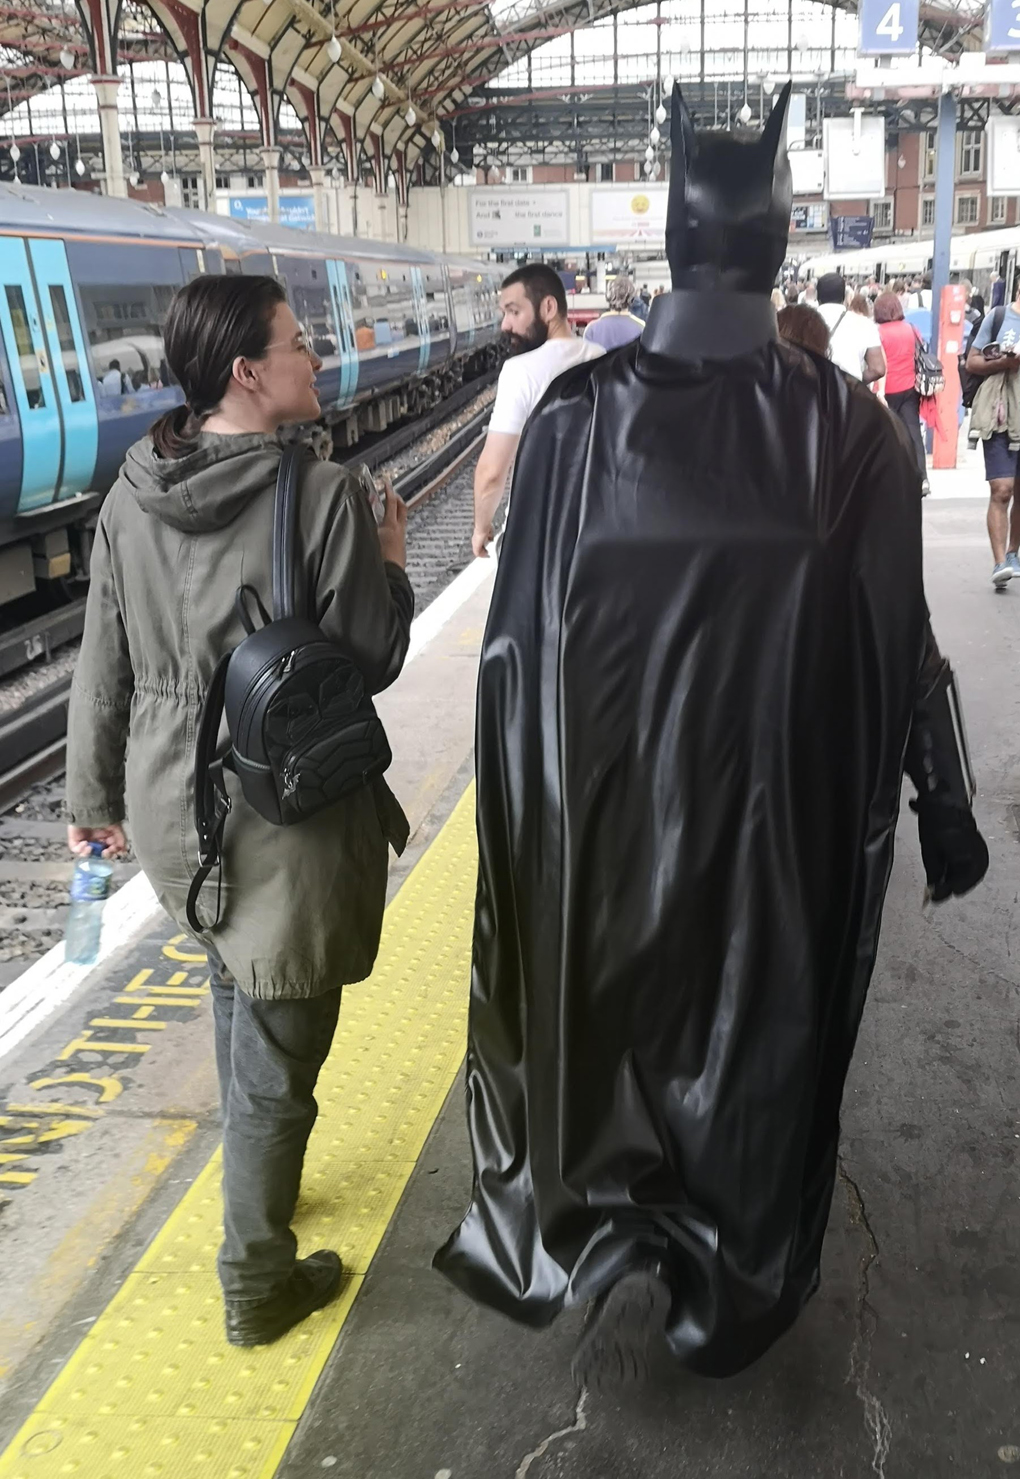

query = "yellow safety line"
[0, 787, 476, 1479]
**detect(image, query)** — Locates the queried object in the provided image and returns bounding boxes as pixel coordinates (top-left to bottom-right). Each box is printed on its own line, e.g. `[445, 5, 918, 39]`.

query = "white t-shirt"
[488, 334, 604, 436]
[816, 302, 883, 380]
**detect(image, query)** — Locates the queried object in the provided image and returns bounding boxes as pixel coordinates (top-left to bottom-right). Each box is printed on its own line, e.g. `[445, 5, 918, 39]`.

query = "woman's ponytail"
[150, 404, 202, 460]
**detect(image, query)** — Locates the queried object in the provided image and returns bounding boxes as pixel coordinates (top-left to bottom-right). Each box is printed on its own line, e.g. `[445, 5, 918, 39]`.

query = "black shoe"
[571, 1269, 672, 1391]
[224, 1249, 344, 1347]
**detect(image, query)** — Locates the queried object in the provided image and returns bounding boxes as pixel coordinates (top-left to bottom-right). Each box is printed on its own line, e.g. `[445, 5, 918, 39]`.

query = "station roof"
[0, 0, 990, 176]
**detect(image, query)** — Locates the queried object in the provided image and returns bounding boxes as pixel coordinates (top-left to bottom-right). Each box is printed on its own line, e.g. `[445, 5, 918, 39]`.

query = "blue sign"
[228, 195, 316, 230]
[987, 0, 1020, 52]
[858, 0, 920, 54]
[830, 215, 874, 250]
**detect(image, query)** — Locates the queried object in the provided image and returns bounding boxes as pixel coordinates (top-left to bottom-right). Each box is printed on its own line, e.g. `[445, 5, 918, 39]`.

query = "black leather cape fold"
[434, 335, 927, 1376]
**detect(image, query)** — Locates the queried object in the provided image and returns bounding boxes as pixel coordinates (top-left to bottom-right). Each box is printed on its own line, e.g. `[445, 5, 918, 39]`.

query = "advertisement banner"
[229, 195, 316, 230]
[829, 215, 875, 250]
[468, 189, 569, 248]
[823, 116, 887, 200]
[590, 186, 668, 246]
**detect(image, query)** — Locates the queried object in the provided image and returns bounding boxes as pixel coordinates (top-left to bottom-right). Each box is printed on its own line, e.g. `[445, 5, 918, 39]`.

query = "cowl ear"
[759, 81, 792, 161]
[670, 84, 697, 175]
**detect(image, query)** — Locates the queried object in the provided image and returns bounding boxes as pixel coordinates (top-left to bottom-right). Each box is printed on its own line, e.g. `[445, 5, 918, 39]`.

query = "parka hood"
[120, 431, 284, 533]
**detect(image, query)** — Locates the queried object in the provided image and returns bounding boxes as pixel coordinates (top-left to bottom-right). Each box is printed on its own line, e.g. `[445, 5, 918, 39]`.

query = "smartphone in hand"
[353, 463, 387, 526]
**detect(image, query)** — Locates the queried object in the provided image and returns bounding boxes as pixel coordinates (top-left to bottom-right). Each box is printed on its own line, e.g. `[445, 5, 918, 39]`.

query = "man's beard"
[505, 317, 549, 355]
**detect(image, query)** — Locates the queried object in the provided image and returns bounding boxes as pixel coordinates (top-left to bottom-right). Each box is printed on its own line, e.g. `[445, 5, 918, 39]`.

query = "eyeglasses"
[265, 337, 314, 358]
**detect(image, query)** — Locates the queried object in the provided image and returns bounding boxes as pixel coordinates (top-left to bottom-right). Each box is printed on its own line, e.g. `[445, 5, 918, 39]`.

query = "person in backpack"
[965, 281, 1020, 587]
[815, 272, 886, 383]
[874, 291, 929, 494]
[65, 275, 413, 1345]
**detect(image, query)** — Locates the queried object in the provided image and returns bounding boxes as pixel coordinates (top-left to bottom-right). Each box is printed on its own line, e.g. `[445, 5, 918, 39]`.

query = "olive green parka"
[66, 431, 414, 999]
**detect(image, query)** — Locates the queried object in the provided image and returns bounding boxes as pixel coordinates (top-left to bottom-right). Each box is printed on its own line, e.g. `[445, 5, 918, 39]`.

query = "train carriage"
[0, 183, 502, 604]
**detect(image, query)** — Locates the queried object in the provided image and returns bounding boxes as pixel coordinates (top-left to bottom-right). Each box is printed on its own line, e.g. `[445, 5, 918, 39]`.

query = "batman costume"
[434, 85, 988, 1384]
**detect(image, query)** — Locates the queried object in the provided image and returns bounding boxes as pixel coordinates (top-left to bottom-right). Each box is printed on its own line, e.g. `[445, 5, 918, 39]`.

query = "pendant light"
[649, 126, 660, 145]
[662, 74, 675, 95]
[450, 146, 459, 164]
[654, 103, 667, 125]
[404, 104, 416, 127]
[644, 144, 654, 162]
[432, 130, 442, 149]
[737, 102, 752, 124]
[75, 157, 85, 176]
[327, 34, 342, 62]
[60, 47, 75, 70]
[9, 142, 20, 163]
[371, 75, 385, 100]
[49, 140, 61, 160]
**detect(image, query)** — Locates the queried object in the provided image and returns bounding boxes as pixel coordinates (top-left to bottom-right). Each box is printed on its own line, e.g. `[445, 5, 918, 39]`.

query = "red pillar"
[932, 283, 967, 470]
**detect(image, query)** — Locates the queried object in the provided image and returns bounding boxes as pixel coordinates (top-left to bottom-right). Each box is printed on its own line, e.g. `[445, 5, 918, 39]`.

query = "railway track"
[0, 399, 490, 818]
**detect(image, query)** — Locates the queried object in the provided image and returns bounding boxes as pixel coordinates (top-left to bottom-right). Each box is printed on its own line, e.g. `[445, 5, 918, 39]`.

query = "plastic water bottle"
[64, 842, 114, 965]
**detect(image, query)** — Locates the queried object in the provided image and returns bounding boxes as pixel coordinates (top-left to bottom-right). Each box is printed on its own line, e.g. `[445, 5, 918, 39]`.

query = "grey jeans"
[210, 959, 343, 1301]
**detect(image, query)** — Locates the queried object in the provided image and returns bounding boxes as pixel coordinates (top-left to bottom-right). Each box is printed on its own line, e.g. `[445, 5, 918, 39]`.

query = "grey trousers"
[210, 960, 343, 1301]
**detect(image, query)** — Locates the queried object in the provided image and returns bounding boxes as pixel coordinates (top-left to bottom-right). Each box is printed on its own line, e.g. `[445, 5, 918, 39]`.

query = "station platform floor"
[0, 492, 1018, 1479]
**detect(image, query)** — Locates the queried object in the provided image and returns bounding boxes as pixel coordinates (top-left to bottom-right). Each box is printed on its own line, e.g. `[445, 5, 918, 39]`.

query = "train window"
[352, 261, 418, 352]
[49, 285, 85, 403]
[77, 282, 172, 395]
[292, 283, 339, 360]
[4, 286, 45, 409]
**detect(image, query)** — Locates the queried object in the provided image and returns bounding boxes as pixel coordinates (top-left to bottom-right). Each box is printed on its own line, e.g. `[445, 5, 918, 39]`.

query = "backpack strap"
[186, 651, 232, 933]
[273, 445, 302, 621]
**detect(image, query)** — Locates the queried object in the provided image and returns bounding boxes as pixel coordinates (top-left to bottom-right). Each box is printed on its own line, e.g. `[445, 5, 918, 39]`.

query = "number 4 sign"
[858, 0, 920, 55]
[987, 0, 1020, 53]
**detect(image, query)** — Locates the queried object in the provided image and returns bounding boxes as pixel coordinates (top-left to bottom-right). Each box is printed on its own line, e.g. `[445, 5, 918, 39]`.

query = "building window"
[598, 162, 614, 182]
[871, 199, 893, 231]
[959, 128, 983, 178]
[215, 172, 230, 190]
[246, 173, 261, 190]
[921, 196, 936, 227]
[180, 173, 201, 209]
[990, 193, 1007, 223]
[956, 194, 979, 225]
[509, 165, 531, 183]
[923, 128, 937, 181]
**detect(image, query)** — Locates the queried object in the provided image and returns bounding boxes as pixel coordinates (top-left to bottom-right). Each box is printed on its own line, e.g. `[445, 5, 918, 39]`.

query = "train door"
[326, 258, 359, 404]
[0, 235, 62, 510]
[410, 267, 430, 375]
[27, 237, 98, 500]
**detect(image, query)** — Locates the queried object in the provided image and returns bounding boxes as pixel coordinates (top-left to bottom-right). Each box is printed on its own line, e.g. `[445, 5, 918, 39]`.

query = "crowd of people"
[62, 87, 989, 1398]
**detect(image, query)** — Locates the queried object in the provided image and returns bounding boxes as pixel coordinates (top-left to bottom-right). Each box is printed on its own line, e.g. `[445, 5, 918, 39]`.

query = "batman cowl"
[666, 82, 793, 294]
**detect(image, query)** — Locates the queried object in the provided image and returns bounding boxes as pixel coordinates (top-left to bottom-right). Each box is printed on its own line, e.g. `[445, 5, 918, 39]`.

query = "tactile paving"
[0, 788, 477, 1479]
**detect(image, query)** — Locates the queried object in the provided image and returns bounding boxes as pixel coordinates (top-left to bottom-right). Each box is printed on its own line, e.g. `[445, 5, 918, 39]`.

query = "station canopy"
[0, 0, 990, 177]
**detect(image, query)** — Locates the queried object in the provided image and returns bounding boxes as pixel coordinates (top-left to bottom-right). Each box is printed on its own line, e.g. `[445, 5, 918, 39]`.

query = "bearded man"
[471, 263, 603, 559]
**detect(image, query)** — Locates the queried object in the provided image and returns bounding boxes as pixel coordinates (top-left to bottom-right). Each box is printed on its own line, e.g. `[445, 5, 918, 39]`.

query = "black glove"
[909, 794, 989, 902]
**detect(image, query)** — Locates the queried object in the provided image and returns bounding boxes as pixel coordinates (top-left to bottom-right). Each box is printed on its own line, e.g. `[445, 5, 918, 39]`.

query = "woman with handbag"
[65, 274, 413, 1345]
[874, 290, 930, 495]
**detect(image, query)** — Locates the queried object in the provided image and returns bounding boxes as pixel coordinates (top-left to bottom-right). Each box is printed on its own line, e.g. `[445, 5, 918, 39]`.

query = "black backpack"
[186, 446, 392, 932]
[960, 304, 1005, 409]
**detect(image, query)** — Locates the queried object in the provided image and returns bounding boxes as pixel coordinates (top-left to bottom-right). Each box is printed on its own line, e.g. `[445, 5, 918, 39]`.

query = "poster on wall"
[590, 186, 668, 246]
[468, 189, 569, 247]
[830, 215, 875, 250]
[790, 202, 829, 233]
[229, 196, 316, 230]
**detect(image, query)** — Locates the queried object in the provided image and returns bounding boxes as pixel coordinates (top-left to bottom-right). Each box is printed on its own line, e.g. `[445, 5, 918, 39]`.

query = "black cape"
[435, 319, 927, 1376]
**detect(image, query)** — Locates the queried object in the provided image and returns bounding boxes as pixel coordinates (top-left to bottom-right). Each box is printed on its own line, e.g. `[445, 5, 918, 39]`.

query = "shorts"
[982, 431, 1018, 482]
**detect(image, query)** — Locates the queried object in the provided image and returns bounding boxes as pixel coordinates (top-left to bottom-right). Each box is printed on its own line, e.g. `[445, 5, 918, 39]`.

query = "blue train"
[0, 183, 503, 605]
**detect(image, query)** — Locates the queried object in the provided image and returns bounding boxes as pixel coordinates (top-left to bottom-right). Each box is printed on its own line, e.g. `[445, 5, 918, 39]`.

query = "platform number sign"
[858, 0, 919, 55]
[986, 0, 1020, 53]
